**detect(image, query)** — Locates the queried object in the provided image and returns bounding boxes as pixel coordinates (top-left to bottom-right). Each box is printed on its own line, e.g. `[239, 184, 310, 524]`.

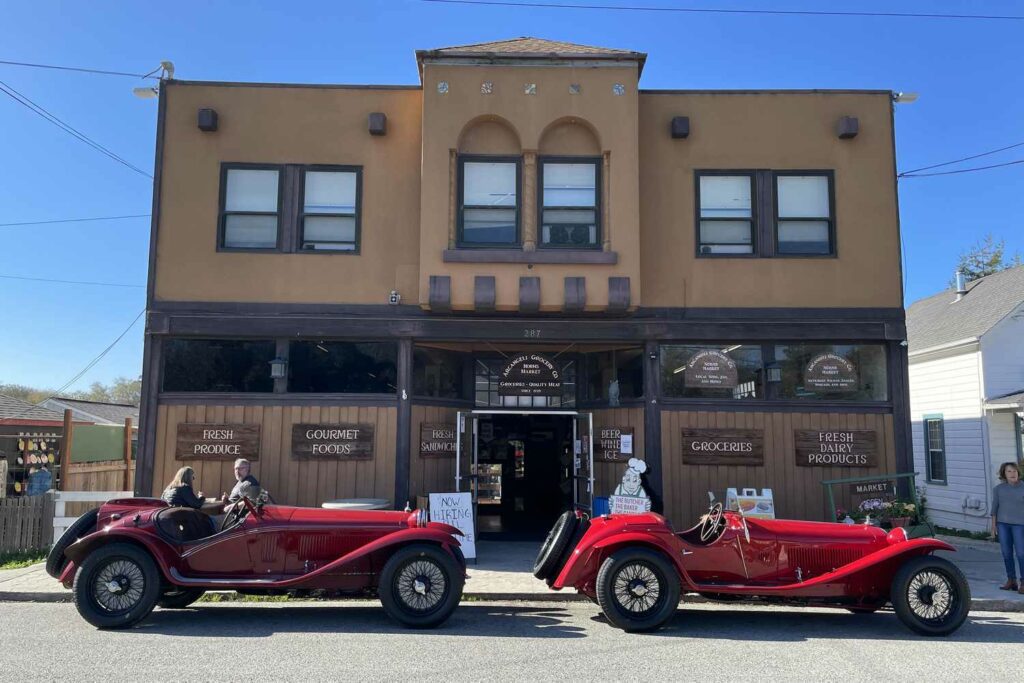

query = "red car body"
[50, 497, 466, 629]
[536, 508, 970, 636]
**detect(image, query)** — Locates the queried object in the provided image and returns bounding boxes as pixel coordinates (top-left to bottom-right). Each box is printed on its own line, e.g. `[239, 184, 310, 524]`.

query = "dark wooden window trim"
[694, 170, 758, 258]
[297, 165, 363, 255]
[773, 170, 837, 258]
[217, 163, 284, 252]
[456, 154, 522, 249]
[537, 155, 602, 251]
[923, 414, 948, 484]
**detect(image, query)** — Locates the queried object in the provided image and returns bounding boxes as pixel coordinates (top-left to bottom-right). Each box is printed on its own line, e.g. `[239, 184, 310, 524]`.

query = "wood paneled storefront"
[409, 403, 462, 501]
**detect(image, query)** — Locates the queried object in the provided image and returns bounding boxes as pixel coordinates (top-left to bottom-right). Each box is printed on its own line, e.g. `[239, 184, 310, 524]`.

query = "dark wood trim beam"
[443, 248, 617, 264]
[643, 341, 664, 512]
[658, 400, 893, 414]
[136, 333, 162, 495]
[395, 339, 413, 510]
[888, 341, 915, 494]
[158, 393, 398, 407]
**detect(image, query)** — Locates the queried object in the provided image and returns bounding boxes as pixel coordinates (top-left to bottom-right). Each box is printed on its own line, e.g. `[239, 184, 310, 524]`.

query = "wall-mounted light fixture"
[368, 112, 387, 136]
[836, 116, 858, 139]
[269, 357, 288, 379]
[670, 116, 690, 139]
[197, 108, 219, 132]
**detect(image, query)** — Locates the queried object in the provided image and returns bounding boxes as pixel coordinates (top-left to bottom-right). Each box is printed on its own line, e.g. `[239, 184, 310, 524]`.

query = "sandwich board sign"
[429, 492, 477, 559]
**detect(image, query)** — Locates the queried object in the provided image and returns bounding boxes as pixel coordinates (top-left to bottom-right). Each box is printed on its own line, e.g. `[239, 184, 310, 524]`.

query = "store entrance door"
[455, 410, 591, 538]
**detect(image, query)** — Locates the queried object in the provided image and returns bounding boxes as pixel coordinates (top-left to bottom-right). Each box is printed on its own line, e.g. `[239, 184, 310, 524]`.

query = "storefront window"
[413, 346, 471, 400]
[583, 348, 643, 402]
[660, 344, 763, 399]
[288, 341, 397, 393]
[163, 339, 275, 392]
[773, 343, 887, 401]
[474, 358, 576, 408]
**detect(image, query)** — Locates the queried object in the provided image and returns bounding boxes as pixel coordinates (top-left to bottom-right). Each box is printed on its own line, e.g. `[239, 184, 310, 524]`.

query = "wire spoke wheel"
[92, 559, 146, 614]
[612, 561, 663, 615]
[907, 570, 954, 622]
[395, 558, 447, 613]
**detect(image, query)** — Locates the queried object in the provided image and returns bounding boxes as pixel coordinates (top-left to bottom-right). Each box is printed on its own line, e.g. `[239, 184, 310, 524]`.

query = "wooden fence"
[63, 461, 136, 517]
[0, 495, 54, 553]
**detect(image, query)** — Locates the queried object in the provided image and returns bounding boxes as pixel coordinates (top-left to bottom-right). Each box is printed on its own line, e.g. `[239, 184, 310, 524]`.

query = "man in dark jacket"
[223, 458, 260, 503]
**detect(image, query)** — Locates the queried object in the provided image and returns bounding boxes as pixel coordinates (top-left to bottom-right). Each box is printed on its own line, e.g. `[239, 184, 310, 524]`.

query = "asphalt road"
[2, 601, 1021, 681]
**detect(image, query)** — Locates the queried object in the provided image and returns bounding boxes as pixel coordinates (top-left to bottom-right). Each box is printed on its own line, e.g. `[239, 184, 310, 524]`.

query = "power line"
[0, 79, 153, 179]
[899, 158, 1024, 178]
[898, 141, 1024, 176]
[0, 274, 144, 288]
[421, 0, 1024, 21]
[0, 213, 150, 228]
[0, 59, 160, 79]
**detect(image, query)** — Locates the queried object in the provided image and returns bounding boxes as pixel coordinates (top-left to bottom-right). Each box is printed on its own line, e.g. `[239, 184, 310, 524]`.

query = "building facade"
[908, 265, 1024, 532]
[136, 38, 912, 531]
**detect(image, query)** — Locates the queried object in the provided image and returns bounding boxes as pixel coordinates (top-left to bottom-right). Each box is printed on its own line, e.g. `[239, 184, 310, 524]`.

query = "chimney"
[954, 270, 967, 302]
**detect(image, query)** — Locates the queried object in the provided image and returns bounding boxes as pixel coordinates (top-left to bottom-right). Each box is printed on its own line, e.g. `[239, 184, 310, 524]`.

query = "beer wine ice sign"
[498, 353, 562, 397]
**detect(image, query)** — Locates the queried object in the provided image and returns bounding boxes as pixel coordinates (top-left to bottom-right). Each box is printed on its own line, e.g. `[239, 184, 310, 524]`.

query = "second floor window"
[459, 157, 519, 246]
[301, 169, 359, 251]
[775, 173, 834, 255]
[697, 173, 754, 255]
[221, 167, 280, 249]
[540, 160, 600, 248]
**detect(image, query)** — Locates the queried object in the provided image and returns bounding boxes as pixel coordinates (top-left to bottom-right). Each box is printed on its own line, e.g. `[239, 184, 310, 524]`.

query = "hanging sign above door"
[497, 353, 562, 397]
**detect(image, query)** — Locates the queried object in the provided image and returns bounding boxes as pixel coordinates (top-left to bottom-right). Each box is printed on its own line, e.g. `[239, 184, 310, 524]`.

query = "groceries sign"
[176, 423, 261, 461]
[497, 354, 562, 397]
[680, 428, 764, 466]
[292, 424, 374, 460]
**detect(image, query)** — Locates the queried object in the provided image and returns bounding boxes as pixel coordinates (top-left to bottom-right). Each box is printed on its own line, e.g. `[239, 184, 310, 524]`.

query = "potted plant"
[885, 499, 918, 528]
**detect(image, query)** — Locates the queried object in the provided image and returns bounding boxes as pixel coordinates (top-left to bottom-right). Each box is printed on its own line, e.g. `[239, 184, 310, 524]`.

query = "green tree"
[951, 234, 1022, 285]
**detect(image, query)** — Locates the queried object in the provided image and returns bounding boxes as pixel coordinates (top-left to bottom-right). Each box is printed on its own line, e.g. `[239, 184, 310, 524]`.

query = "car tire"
[533, 511, 578, 581]
[72, 542, 161, 629]
[890, 555, 970, 636]
[157, 587, 205, 609]
[45, 507, 100, 579]
[379, 544, 464, 629]
[596, 547, 680, 633]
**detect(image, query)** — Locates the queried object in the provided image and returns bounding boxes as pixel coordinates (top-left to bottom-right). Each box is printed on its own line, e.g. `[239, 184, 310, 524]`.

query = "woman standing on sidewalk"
[992, 462, 1024, 593]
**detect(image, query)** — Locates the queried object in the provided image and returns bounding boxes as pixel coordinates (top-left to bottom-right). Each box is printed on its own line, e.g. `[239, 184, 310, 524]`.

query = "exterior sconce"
[368, 112, 387, 136]
[269, 357, 288, 379]
[670, 116, 690, 139]
[197, 108, 219, 132]
[837, 116, 859, 139]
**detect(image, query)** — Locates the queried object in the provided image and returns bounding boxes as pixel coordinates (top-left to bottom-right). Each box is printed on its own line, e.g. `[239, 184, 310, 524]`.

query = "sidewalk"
[3, 537, 1022, 611]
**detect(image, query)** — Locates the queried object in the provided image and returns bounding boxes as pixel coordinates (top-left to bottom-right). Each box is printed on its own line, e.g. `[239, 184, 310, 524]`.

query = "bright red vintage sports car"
[534, 504, 970, 636]
[46, 494, 466, 630]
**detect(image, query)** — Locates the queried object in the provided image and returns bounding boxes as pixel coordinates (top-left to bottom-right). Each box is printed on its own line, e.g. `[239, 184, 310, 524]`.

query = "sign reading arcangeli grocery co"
[680, 429, 764, 466]
[804, 353, 858, 392]
[420, 423, 456, 457]
[292, 424, 374, 460]
[176, 424, 261, 461]
[795, 430, 877, 467]
[497, 353, 562, 397]
[684, 350, 738, 388]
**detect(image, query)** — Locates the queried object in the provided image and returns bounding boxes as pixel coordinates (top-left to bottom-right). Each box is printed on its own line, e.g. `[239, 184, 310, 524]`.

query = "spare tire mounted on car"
[46, 507, 100, 579]
[533, 510, 580, 582]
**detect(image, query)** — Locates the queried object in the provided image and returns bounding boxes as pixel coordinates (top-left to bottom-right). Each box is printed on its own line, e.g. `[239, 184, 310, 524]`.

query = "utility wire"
[0, 79, 153, 179]
[422, 0, 1024, 21]
[7, 310, 146, 421]
[0, 215, 149, 228]
[0, 274, 144, 288]
[899, 159, 1024, 178]
[898, 141, 1024, 176]
[0, 59, 160, 79]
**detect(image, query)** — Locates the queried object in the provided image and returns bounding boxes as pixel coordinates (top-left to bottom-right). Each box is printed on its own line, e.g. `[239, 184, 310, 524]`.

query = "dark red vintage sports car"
[534, 504, 970, 636]
[47, 495, 466, 630]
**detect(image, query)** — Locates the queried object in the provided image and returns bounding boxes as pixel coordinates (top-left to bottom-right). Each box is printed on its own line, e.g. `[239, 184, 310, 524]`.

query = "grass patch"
[0, 550, 47, 570]
[936, 526, 993, 541]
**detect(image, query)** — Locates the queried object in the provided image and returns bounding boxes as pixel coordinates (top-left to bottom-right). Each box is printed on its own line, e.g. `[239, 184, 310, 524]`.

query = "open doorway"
[473, 413, 574, 538]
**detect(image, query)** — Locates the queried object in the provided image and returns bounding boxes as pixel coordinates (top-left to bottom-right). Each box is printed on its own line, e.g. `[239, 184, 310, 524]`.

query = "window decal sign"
[684, 350, 738, 388]
[804, 353, 858, 392]
[497, 353, 562, 396]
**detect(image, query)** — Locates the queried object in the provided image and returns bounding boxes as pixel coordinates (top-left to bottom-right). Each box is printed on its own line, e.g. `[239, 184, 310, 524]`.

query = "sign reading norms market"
[498, 353, 562, 397]
[680, 428, 764, 466]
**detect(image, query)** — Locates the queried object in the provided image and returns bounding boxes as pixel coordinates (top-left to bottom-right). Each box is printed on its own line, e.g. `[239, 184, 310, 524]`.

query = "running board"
[169, 568, 283, 586]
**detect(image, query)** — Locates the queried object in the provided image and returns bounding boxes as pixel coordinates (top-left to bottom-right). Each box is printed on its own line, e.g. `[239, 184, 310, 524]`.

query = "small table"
[321, 498, 391, 511]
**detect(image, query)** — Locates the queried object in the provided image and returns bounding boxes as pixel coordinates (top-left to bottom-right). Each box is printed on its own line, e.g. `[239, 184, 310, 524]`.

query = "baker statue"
[609, 458, 652, 514]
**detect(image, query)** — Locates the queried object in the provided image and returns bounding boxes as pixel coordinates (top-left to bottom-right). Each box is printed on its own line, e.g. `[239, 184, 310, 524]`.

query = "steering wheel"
[699, 502, 724, 542]
[220, 498, 251, 531]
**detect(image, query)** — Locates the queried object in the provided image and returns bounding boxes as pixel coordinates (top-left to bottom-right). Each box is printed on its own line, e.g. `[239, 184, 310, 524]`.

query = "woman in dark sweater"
[162, 466, 206, 509]
[992, 462, 1024, 593]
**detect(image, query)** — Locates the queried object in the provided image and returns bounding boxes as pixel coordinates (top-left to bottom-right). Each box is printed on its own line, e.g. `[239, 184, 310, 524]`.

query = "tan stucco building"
[138, 38, 912, 531]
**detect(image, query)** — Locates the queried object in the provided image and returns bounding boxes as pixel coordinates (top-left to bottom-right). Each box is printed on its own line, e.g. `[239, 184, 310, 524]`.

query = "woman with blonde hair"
[162, 466, 206, 509]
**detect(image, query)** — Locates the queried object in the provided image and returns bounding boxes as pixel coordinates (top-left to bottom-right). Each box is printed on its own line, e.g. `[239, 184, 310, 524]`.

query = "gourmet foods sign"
[292, 424, 374, 460]
[176, 424, 261, 461]
[497, 354, 562, 397]
[795, 430, 877, 467]
[680, 428, 764, 466]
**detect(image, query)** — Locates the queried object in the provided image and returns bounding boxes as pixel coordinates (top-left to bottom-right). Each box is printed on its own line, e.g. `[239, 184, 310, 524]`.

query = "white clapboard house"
[907, 265, 1024, 532]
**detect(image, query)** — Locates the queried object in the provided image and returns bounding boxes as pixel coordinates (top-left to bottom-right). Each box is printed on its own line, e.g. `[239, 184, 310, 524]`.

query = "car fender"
[63, 527, 179, 583]
[554, 531, 693, 590]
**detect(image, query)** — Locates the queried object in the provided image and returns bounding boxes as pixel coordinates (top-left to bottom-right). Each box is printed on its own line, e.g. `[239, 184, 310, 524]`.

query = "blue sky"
[1, 1, 1022, 389]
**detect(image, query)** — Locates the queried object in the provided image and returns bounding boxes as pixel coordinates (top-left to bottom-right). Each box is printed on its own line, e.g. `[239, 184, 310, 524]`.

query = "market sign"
[684, 350, 738, 389]
[175, 424, 261, 461]
[848, 479, 897, 503]
[292, 424, 374, 460]
[420, 423, 456, 458]
[497, 353, 562, 397]
[680, 429, 764, 466]
[804, 353, 858, 392]
[595, 427, 635, 462]
[795, 430, 877, 467]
